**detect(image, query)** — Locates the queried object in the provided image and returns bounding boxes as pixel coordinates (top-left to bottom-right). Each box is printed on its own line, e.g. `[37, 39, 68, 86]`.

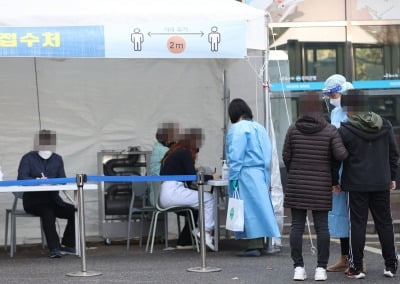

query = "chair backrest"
[132, 182, 149, 207]
[149, 182, 162, 209]
[11, 192, 23, 211]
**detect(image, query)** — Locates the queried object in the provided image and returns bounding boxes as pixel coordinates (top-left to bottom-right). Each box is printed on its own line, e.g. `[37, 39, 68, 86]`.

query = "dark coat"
[17, 151, 66, 208]
[282, 114, 348, 211]
[338, 118, 399, 192]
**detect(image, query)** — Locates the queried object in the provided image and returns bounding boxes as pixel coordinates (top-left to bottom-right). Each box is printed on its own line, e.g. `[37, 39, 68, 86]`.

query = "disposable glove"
[231, 180, 238, 191]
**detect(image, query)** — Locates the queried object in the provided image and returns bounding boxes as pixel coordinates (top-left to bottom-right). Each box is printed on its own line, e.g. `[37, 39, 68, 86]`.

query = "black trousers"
[24, 201, 75, 250]
[348, 191, 397, 271]
[177, 209, 198, 246]
[290, 208, 330, 268]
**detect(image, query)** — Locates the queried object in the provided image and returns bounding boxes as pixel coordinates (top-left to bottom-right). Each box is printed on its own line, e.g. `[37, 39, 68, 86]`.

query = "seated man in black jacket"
[338, 91, 399, 279]
[17, 130, 75, 258]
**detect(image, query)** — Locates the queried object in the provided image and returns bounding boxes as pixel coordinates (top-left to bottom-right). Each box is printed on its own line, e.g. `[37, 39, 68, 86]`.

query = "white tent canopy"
[0, 0, 266, 56]
[0, 0, 267, 178]
[0, 0, 271, 241]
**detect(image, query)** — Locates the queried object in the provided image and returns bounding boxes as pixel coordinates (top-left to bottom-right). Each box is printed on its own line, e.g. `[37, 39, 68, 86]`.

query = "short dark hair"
[341, 89, 369, 112]
[298, 92, 322, 115]
[38, 129, 56, 146]
[228, 98, 253, 123]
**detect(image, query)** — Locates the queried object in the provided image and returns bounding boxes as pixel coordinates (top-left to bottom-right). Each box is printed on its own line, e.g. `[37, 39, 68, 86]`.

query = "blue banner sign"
[0, 26, 105, 57]
[0, 21, 246, 58]
[353, 80, 400, 89]
[270, 81, 324, 92]
[270, 80, 400, 92]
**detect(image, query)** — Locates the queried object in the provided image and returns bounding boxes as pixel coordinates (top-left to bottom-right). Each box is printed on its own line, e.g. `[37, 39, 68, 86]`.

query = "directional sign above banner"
[0, 21, 247, 58]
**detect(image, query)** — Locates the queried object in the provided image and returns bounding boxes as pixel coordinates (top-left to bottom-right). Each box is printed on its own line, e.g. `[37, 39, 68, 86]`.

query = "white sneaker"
[314, 267, 327, 281]
[383, 268, 395, 278]
[191, 228, 200, 240]
[191, 228, 215, 251]
[205, 232, 215, 251]
[293, 266, 307, 281]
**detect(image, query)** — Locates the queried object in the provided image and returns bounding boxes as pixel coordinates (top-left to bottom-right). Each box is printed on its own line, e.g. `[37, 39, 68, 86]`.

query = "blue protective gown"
[226, 119, 281, 239]
[328, 106, 349, 238]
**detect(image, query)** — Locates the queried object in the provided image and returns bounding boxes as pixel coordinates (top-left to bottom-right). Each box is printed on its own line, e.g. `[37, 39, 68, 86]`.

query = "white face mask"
[330, 98, 341, 108]
[38, 150, 53, 160]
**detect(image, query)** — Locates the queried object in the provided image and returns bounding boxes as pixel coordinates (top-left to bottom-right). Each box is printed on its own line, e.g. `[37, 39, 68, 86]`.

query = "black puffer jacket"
[282, 114, 348, 211]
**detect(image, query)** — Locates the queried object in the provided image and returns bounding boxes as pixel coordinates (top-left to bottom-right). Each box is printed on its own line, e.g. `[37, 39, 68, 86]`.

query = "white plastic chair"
[4, 192, 46, 257]
[145, 182, 199, 253]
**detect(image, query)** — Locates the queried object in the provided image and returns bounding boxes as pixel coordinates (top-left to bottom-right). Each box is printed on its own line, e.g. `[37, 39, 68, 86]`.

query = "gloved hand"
[231, 180, 238, 191]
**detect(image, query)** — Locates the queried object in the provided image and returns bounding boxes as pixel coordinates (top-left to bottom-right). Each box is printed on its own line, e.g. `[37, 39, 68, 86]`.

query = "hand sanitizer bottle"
[221, 160, 229, 180]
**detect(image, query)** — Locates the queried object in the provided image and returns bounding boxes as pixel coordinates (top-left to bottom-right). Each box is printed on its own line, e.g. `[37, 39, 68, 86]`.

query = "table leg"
[213, 186, 220, 252]
[74, 191, 81, 256]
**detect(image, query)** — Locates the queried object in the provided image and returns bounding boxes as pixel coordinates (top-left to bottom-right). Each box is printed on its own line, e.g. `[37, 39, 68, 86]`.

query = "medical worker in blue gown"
[323, 74, 354, 272]
[226, 98, 281, 257]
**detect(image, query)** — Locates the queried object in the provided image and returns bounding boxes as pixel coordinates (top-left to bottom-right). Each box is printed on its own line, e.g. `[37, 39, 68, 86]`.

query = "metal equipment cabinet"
[97, 149, 153, 244]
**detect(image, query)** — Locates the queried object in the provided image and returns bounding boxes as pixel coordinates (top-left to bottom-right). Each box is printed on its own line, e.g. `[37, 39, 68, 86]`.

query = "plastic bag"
[225, 189, 244, 232]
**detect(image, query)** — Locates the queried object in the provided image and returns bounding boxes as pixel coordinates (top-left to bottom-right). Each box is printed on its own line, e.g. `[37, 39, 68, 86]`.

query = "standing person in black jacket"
[338, 91, 399, 279]
[17, 130, 75, 258]
[283, 93, 348, 281]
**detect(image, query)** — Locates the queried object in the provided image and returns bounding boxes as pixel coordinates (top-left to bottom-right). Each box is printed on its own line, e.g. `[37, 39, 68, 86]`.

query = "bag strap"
[232, 188, 241, 200]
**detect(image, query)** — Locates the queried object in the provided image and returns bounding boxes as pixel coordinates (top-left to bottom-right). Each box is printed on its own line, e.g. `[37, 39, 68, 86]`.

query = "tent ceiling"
[0, 0, 267, 51]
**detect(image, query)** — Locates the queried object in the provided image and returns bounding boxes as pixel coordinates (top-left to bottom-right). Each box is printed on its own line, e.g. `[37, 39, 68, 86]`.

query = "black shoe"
[60, 246, 76, 255]
[263, 246, 281, 255]
[49, 248, 62, 258]
[236, 249, 261, 257]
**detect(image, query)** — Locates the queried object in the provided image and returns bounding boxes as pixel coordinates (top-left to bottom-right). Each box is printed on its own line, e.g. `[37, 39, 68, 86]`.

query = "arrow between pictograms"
[147, 31, 204, 37]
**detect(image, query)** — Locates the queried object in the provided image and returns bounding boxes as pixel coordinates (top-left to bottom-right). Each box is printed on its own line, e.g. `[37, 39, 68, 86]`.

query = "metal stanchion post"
[187, 172, 221, 273]
[67, 174, 102, 277]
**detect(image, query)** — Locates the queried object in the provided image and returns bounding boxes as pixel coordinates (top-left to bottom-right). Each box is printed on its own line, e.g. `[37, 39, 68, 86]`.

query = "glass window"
[354, 46, 384, 80]
[305, 48, 337, 80]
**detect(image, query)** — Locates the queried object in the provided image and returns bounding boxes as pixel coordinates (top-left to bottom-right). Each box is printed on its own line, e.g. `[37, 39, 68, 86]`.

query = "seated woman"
[159, 128, 218, 251]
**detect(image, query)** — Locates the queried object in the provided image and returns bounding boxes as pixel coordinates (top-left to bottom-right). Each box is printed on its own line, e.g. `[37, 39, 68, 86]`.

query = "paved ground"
[1, 235, 399, 284]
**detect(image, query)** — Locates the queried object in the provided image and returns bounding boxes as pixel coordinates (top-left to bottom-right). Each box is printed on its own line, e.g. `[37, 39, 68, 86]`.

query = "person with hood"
[337, 91, 399, 279]
[226, 98, 281, 257]
[17, 130, 75, 258]
[322, 74, 355, 273]
[282, 93, 348, 281]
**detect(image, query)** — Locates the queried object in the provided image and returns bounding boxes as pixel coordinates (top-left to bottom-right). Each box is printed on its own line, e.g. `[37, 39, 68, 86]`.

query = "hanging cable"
[244, 56, 263, 121]
[269, 25, 291, 126]
[243, 32, 291, 126]
[34, 57, 42, 130]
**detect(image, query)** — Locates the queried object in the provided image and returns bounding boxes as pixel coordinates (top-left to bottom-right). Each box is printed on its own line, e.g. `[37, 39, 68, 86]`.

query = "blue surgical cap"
[323, 74, 346, 95]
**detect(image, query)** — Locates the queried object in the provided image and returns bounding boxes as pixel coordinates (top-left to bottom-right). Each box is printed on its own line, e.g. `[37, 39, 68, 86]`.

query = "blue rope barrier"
[86, 175, 197, 183]
[0, 175, 197, 187]
[0, 177, 75, 186]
